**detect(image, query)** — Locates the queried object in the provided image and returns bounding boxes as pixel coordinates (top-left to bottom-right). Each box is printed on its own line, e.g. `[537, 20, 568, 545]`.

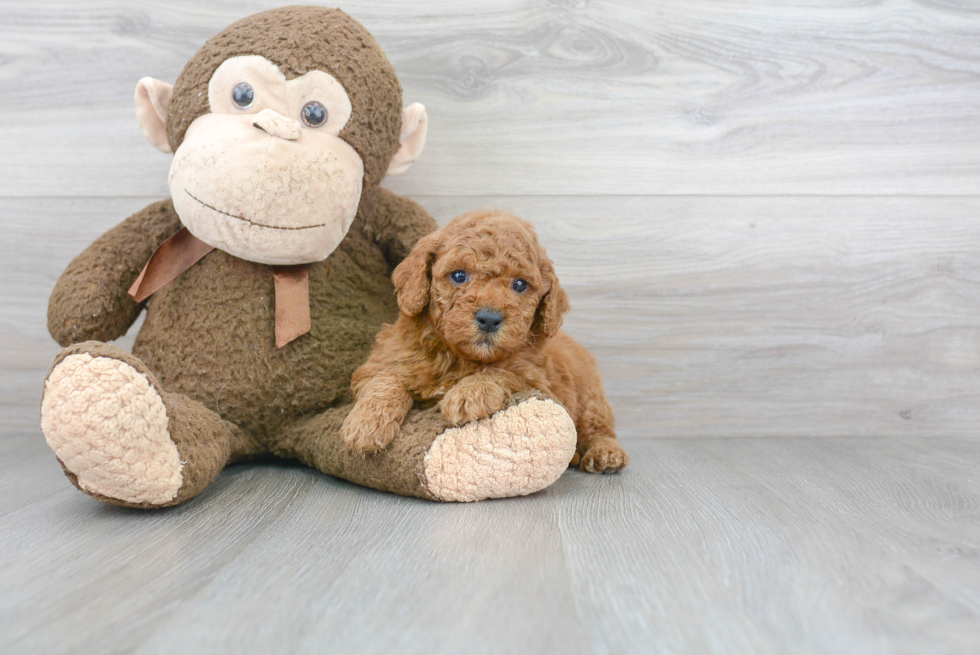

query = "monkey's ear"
[386, 103, 428, 176]
[533, 259, 571, 338]
[392, 231, 440, 316]
[135, 77, 174, 154]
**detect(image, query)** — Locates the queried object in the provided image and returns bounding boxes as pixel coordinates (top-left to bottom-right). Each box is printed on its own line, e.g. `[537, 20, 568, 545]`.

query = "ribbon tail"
[272, 264, 312, 348]
[129, 227, 215, 302]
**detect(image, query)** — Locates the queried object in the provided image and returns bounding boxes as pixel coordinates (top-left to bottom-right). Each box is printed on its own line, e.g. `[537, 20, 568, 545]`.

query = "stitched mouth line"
[185, 190, 328, 231]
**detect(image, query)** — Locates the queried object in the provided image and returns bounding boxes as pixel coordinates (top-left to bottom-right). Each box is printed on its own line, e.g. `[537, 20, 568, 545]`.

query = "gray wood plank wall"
[2, 0, 979, 438]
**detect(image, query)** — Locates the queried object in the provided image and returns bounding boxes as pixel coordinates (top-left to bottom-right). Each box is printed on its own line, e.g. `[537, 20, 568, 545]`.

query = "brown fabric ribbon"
[128, 227, 312, 348]
[128, 228, 215, 303]
[271, 264, 312, 348]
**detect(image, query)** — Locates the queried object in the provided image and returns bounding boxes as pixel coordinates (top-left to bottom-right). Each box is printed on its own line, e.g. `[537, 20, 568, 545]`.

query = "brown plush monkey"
[40, 6, 576, 507]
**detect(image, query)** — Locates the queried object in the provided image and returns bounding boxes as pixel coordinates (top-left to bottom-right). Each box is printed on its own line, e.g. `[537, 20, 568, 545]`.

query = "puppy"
[342, 209, 629, 473]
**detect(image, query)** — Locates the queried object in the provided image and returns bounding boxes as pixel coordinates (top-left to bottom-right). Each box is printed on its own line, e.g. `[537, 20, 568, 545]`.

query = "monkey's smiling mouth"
[185, 190, 328, 231]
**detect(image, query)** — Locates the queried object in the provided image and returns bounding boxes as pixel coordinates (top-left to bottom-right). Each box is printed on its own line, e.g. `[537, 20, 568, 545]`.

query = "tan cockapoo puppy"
[343, 209, 629, 473]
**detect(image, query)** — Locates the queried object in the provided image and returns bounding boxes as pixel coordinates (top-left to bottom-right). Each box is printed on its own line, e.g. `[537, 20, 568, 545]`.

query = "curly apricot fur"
[347, 210, 628, 472]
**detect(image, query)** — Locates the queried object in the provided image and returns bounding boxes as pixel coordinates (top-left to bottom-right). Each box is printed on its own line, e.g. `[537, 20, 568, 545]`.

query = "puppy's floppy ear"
[533, 257, 571, 338]
[392, 232, 440, 316]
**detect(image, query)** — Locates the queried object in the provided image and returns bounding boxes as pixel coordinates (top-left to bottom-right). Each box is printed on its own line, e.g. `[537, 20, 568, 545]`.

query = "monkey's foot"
[421, 392, 577, 502]
[41, 346, 183, 507]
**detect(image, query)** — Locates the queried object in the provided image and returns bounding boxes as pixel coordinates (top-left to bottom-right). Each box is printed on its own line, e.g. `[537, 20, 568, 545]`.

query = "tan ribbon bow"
[128, 227, 312, 348]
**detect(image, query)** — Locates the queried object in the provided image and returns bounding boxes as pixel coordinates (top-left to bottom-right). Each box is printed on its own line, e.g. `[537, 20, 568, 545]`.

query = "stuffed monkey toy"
[40, 6, 576, 507]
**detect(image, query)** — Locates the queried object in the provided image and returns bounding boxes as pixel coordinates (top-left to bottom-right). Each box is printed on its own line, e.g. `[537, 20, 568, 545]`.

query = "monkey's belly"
[132, 246, 397, 440]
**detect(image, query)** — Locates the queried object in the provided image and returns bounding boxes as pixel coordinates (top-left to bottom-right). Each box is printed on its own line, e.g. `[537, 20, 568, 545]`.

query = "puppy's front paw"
[439, 379, 509, 426]
[579, 439, 630, 473]
[342, 400, 403, 455]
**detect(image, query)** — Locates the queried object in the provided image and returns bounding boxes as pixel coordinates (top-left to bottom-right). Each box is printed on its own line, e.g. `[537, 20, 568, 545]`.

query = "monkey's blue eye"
[512, 279, 528, 293]
[450, 270, 468, 284]
[232, 83, 254, 109]
[302, 101, 327, 127]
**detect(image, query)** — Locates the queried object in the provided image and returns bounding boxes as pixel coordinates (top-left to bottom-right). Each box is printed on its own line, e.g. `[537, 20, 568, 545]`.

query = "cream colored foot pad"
[423, 398, 577, 502]
[41, 354, 183, 505]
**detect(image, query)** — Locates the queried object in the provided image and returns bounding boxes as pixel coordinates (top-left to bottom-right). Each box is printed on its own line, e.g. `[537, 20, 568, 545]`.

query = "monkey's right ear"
[392, 232, 440, 316]
[135, 77, 174, 154]
[386, 103, 427, 176]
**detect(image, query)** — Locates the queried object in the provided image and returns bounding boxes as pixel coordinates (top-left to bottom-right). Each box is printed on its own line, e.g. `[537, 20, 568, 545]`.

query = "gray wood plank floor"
[1, 417, 978, 655]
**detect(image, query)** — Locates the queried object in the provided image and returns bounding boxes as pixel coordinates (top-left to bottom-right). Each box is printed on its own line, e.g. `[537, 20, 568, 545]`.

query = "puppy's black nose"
[475, 308, 504, 334]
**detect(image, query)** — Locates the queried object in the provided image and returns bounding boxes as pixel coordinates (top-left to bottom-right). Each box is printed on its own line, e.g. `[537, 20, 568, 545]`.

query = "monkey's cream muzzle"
[168, 110, 363, 266]
[137, 54, 426, 267]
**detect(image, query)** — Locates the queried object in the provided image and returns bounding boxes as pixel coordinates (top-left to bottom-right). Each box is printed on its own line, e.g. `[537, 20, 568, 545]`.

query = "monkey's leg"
[276, 391, 577, 502]
[40, 342, 263, 508]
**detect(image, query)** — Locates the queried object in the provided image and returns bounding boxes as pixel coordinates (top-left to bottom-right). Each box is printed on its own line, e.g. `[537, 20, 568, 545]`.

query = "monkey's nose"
[251, 108, 301, 141]
[475, 308, 504, 334]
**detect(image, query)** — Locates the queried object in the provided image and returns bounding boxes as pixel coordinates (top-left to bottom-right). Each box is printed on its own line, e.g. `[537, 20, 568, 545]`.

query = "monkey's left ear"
[386, 103, 428, 176]
[135, 77, 174, 154]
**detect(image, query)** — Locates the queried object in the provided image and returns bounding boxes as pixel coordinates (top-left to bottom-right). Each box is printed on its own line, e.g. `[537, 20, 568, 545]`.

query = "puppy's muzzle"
[475, 308, 504, 334]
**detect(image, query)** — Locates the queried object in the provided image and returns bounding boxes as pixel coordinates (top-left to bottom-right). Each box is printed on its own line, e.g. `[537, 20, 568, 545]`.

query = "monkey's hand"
[48, 201, 182, 346]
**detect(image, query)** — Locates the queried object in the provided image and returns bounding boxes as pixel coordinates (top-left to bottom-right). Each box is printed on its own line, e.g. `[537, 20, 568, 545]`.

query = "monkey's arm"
[358, 186, 438, 267]
[48, 200, 182, 347]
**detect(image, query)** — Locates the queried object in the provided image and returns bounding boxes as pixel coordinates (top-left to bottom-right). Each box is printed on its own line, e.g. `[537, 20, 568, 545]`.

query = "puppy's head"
[393, 209, 570, 362]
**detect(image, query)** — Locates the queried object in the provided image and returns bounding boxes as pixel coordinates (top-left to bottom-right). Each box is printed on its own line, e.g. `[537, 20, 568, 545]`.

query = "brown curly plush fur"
[342, 209, 629, 473]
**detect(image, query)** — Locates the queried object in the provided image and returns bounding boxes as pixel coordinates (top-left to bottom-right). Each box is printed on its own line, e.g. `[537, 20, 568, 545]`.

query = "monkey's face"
[136, 8, 427, 265]
[168, 55, 364, 266]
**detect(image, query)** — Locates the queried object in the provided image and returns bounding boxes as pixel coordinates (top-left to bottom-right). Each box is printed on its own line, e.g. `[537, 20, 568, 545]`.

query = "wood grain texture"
[1, 421, 978, 655]
[1, 0, 979, 196]
[551, 437, 980, 655]
[5, 195, 980, 439]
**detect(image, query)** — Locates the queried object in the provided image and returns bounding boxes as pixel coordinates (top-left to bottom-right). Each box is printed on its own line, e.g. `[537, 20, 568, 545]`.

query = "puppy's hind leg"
[575, 395, 629, 474]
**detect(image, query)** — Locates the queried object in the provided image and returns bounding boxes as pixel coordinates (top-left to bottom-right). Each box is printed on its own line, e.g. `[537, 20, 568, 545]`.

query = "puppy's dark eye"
[302, 101, 327, 127]
[512, 278, 528, 293]
[232, 83, 254, 109]
[450, 270, 468, 284]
